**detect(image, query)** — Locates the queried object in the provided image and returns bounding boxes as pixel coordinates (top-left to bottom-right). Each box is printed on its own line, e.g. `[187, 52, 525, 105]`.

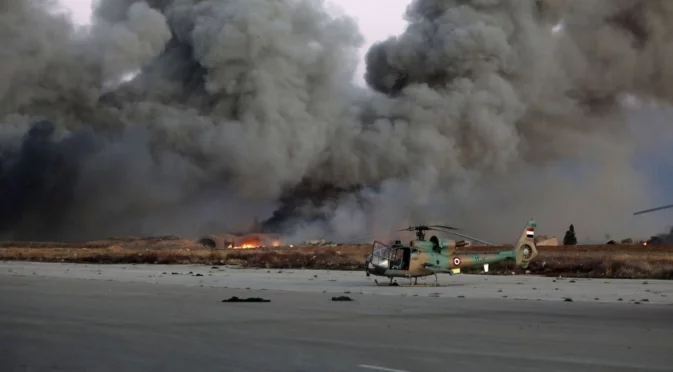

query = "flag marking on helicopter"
[526, 227, 534, 238]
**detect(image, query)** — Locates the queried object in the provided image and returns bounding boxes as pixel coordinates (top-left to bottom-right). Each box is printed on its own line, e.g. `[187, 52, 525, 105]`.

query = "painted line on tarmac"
[358, 364, 410, 372]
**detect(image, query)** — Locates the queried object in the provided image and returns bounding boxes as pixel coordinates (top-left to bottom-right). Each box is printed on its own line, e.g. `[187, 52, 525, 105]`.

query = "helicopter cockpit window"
[370, 241, 392, 268]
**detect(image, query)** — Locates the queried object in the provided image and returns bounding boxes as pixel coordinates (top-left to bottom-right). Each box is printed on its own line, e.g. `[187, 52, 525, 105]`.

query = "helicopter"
[364, 219, 539, 286]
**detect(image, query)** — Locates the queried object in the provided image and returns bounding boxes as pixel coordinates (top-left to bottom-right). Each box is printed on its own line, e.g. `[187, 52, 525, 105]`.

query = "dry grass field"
[1, 237, 672, 279]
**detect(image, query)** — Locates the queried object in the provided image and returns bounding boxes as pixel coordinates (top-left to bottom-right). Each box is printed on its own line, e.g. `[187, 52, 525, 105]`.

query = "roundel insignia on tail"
[453, 257, 461, 266]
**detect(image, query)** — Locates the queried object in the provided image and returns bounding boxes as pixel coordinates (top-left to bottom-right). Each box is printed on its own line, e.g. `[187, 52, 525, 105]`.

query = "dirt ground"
[1, 238, 672, 279]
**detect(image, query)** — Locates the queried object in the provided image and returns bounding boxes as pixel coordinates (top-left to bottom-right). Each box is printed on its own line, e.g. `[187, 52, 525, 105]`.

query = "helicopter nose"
[365, 254, 388, 276]
[365, 254, 378, 274]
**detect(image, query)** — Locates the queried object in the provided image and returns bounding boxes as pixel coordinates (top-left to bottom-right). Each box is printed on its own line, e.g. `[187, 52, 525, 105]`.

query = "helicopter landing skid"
[374, 273, 443, 287]
[374, 279, 400, 286]
[373, 279, 449, 288]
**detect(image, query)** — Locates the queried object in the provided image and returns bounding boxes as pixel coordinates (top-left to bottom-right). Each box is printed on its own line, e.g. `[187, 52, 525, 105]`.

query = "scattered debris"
[563, 297, 573, 302]
[569, 280, 576, 283]
[222, 296, 270, 303]
[331, 296, 353, 301]
[194, 273, 203, 277]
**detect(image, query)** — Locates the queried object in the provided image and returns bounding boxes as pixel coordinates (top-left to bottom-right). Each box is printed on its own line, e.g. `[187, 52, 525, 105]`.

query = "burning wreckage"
[198, 233, 284, 250]
[197, 233, 342, 250]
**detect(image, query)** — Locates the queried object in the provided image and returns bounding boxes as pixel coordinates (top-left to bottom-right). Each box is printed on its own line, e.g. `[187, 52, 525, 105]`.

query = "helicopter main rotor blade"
[633, 204, 673, 216]
[399, 226, 434, 231]
[428, 225, 460, 231]
[432, 228, 494, 246]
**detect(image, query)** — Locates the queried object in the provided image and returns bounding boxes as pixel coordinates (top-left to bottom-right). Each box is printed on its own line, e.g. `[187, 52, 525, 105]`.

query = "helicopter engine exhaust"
[455, 240, 471, 248]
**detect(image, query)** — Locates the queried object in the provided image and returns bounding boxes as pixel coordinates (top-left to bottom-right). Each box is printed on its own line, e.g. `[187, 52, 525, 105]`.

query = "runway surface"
[1, 262, 672, 372]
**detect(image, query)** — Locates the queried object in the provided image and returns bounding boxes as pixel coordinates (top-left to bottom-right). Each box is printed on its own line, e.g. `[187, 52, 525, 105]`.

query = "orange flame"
[232, 239, 261, 249]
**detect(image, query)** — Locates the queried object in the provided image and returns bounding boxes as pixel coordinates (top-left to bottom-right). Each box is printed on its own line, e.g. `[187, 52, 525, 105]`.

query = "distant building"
[535, 235, 559, 246]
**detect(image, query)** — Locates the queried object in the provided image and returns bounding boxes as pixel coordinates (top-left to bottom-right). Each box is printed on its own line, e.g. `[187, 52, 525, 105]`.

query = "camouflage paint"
[365, 219, 539, 279]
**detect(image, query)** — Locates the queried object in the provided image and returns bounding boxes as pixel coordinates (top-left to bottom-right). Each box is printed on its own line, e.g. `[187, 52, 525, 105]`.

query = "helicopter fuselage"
[364, 219, 538, 284]
[365, 240, 515, 279]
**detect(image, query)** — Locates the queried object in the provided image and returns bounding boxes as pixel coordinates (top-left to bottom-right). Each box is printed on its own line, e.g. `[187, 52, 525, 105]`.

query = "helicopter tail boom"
[512, 219, 538, 268]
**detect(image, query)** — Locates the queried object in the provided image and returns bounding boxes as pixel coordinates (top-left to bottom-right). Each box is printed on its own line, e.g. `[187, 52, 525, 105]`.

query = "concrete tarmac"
[1, 262, 672, 372]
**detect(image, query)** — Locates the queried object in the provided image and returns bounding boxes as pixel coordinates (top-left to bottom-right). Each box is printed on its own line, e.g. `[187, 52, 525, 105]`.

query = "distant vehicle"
[364, 220, 539, 286]
[304, 238, 338, 246]
[633, 204, 673, 245]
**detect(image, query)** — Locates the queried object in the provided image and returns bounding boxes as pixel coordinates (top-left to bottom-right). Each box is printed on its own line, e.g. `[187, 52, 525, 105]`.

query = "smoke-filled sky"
[3, 0, 673, 244]
[58, 0, 413, 87]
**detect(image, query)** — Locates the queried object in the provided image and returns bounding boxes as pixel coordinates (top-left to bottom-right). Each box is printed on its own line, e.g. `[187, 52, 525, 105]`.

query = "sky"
[57, 0, 412, 86]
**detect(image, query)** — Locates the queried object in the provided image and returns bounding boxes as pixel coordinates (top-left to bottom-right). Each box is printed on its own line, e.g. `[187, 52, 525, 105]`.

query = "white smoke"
[0, 0, 672, 243]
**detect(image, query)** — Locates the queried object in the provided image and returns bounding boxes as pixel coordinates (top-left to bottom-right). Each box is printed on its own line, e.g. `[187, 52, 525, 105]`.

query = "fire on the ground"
[198, 233, 285, 249]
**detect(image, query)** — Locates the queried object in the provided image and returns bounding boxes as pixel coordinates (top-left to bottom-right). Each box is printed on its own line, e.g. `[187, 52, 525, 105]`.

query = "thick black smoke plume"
[0, 120, 94, 240]
[1, 0, 673, 242]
